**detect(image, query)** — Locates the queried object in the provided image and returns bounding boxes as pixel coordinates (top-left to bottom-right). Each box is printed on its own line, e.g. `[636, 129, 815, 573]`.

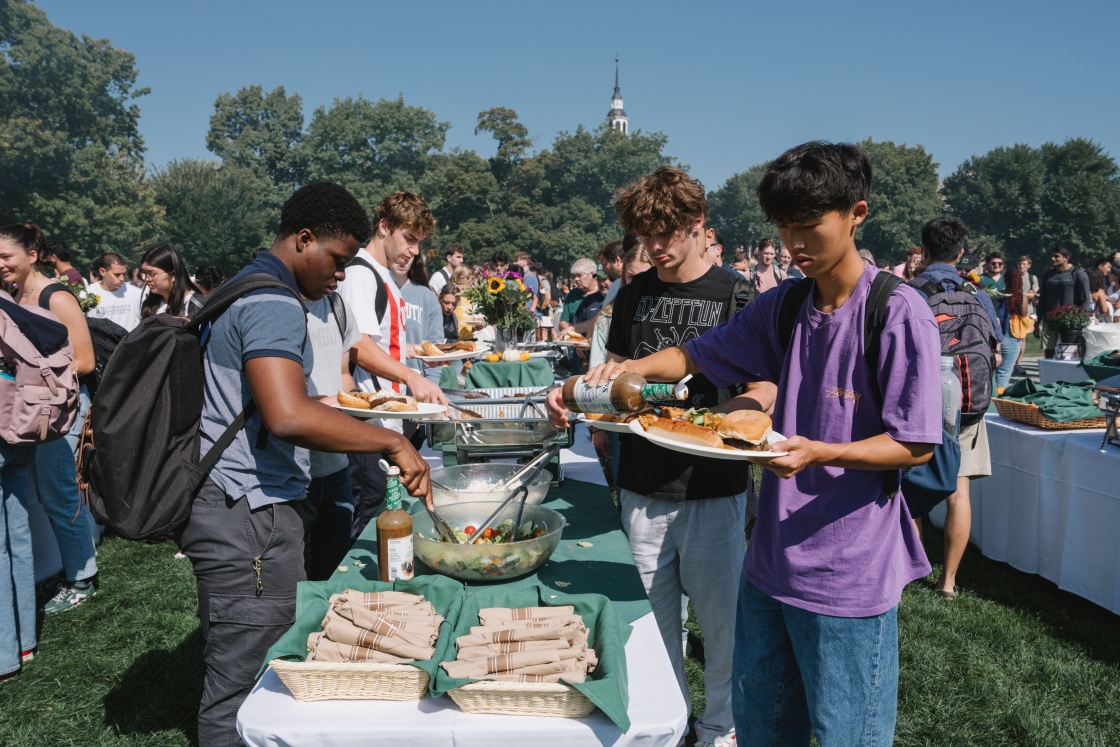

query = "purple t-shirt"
[686, 264, 941, 617]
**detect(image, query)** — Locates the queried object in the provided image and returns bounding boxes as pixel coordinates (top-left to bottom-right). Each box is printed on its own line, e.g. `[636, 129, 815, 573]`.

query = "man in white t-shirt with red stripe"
[338, 190, 448, 538]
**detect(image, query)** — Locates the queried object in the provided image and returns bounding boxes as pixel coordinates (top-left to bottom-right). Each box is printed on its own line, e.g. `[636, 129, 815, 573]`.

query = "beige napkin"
[454, 625, 567, 648]
[440, 650, 561, 678]
[456, 638, 571, 660]
[489, 615, 584, 628]
[331, 590, 435, 615]
[322, 613, 435, 661]
[478, 605, 575, 624]
[486, 671, 587, 684]
[306, 633, 414, 664]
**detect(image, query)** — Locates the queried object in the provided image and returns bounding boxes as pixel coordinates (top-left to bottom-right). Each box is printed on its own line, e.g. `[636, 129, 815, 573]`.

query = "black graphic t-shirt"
[606, 266, 753, 501]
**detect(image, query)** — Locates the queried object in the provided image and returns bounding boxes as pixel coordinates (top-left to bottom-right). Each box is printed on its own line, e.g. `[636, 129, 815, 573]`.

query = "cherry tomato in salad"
[482, 528, 493, 539]
[464, 526, 476, 535]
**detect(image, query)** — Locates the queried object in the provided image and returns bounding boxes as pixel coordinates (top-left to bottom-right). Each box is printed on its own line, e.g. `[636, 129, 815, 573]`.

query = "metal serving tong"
[380, 458, 458, 543]
[468, 445, 561, 545]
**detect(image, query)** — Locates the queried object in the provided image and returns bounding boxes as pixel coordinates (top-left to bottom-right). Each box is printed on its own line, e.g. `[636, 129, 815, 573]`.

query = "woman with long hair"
[0, 223, 99, 615]
[995, 265, 1032, 388]
[140, 245, 202, 319]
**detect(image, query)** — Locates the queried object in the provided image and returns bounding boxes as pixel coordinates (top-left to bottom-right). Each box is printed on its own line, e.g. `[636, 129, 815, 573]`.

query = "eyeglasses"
[989, 262, 1003, 268]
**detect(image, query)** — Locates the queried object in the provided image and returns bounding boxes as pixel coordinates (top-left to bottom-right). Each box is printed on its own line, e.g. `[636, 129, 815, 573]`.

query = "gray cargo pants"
[179, 478, 315, 747]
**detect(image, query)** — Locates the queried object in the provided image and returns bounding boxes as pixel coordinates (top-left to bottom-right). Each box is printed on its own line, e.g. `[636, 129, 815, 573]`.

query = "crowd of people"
[2, 136, 1117, 747]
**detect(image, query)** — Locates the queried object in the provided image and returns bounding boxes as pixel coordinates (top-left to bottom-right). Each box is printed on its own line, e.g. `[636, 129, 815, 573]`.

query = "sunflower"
[517, 279, 526, 291]
[487, 277, 506, 294]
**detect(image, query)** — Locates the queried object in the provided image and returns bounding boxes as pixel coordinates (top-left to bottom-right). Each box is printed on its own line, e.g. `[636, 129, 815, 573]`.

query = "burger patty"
[721, 437, 769, 452]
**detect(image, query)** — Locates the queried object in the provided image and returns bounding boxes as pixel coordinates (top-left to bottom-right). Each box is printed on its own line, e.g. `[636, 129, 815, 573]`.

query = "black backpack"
[907, 276, 997, 426]
[78, 273, 301, 541]
[84, 316, 128, 398]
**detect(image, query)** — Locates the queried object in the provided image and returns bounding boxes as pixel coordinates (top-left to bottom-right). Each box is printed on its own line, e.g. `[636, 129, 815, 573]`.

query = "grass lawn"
[2, 524, 1118, 746]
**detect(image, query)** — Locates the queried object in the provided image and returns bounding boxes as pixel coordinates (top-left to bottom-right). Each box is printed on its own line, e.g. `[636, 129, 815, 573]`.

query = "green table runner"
[337, 478, 651, 627]
[464, 359, 553, 388]
[258, 574, 466, 680]
[1000, 378, 1101, 422]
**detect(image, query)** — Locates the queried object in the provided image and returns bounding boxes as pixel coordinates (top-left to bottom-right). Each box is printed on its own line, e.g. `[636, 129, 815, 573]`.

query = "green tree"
[151, 159, 276, 273]
[707, 162, 778, 251]
[0, 0, 160, 265]
[941, 143, 1045, 258]
[304, 95, 449, 215]
[206, 84, 305, 191]
[1039, 138, 1120, 258]
[856, 138, 943, 263]
[475, 107, 531, 195]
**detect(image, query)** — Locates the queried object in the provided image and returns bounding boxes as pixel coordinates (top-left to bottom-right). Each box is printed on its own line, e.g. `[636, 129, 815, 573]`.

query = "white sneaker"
[695, 733, 736, 747]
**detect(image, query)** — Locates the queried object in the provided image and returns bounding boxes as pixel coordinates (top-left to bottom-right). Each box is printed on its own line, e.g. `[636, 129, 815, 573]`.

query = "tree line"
[4, 0, 1119, 277]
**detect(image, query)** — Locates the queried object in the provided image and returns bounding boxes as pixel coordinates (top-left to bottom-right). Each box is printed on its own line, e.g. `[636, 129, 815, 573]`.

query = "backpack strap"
[907, 277, 942, 299]
[328, 293, 347, 342]
[727, 277, 754, 320]
[346, 256, 389, 324]
[190, 272, 306, 468]
[777, 279, 814, 354]
[863, 272, 904, 373]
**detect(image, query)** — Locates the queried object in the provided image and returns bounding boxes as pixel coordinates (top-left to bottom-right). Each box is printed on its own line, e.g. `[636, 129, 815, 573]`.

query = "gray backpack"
[909, 277, 998, 426]
[0, 292, 80, 444]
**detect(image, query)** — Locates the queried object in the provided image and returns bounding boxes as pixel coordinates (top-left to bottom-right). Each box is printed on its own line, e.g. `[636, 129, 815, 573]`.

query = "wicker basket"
[269, 658, 430, 701]
[991, 398, 1106, 430]
[448, 680, 596, 718]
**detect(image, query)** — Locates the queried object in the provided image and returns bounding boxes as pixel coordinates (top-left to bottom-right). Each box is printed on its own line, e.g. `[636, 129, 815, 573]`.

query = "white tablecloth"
[1036, 358, 1092, 385]
[928, 416, 1120, 614]
[237, 427, 688, 746]
[238, 612, 685, 747]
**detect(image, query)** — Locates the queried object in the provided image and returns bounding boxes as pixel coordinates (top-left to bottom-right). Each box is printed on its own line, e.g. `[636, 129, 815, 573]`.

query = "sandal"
[936, 586, 960, 600]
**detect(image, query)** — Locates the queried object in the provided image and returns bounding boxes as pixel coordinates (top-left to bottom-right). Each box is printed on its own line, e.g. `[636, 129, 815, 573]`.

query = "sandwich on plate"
[336, 389, 420, 412]
[636, 408, 772, 452]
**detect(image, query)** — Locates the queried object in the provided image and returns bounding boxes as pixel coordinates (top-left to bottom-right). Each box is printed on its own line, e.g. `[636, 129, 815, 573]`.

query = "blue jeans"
[996, 335, 1023, 389]
[26, 386, 97, 583]
[304, 468, 355, 581]
[732, 575, 899, 747]
[0, 442, 36, 675]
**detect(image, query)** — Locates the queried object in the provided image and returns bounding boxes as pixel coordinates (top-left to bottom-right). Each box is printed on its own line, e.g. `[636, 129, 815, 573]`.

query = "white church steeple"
[607, 56, 628, 135]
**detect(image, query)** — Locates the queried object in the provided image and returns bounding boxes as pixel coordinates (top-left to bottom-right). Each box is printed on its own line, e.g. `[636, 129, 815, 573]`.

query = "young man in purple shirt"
[566, 143, 943, 746]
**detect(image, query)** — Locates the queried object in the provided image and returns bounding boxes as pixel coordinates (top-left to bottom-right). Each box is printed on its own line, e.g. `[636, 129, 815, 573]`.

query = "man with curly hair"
[549, 166, 768, 747]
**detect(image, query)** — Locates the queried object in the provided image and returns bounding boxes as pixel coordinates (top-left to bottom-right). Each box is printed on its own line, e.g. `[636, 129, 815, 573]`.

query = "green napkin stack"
[999, 379, 1101, 422]
[430, 584, 632, 732]
[258, 574, 466, 681]
[1081, 350, 1120, 383]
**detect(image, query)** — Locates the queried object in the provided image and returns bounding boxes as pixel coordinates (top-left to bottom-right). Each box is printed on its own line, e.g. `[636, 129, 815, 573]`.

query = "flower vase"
[493, 326, 516, 353]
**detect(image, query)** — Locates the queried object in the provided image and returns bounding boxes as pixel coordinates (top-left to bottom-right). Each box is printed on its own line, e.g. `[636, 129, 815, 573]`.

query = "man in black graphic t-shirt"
[548, 167, 775, 747]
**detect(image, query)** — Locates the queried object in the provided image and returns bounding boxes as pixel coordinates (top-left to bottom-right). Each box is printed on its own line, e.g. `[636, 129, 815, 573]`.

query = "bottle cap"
[378, 458, 401, 477]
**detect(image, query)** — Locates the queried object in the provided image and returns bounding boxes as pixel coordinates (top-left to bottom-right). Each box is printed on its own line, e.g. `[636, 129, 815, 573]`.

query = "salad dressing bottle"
[561, 373, 689, 414]
[376, 461, 414, 582]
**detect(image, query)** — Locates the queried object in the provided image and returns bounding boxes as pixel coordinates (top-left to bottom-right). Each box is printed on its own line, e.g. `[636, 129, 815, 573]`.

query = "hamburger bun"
[419, 341, 441, 356]
[717, 410, 772, 450]
[373, 398, 419, 413]
[337, 390, 371, 410]
[646, 417, 723, 449]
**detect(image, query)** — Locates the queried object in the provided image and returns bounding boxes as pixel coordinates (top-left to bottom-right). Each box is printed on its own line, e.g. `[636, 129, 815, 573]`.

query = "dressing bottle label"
[387, 536, 414, 581]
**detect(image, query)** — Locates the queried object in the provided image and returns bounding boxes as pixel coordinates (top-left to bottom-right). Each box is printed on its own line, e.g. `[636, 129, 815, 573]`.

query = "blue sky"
[38, 0, 1120, 191]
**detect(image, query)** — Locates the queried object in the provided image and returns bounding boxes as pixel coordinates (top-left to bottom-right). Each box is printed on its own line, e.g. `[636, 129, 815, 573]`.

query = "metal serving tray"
[427, 387, 573, 468]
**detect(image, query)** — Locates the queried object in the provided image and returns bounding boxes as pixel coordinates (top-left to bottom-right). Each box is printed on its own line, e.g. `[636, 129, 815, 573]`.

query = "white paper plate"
[575, 413, 636, 434]
[333, 402, 447, 420]
[415, 343, 490, 363]
[627, 419, 788, 460]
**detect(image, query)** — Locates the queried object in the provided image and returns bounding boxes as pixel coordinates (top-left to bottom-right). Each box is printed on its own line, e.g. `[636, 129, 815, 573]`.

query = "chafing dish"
[1093, 374, 1120, 449]
[425, 387, 572, 479]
